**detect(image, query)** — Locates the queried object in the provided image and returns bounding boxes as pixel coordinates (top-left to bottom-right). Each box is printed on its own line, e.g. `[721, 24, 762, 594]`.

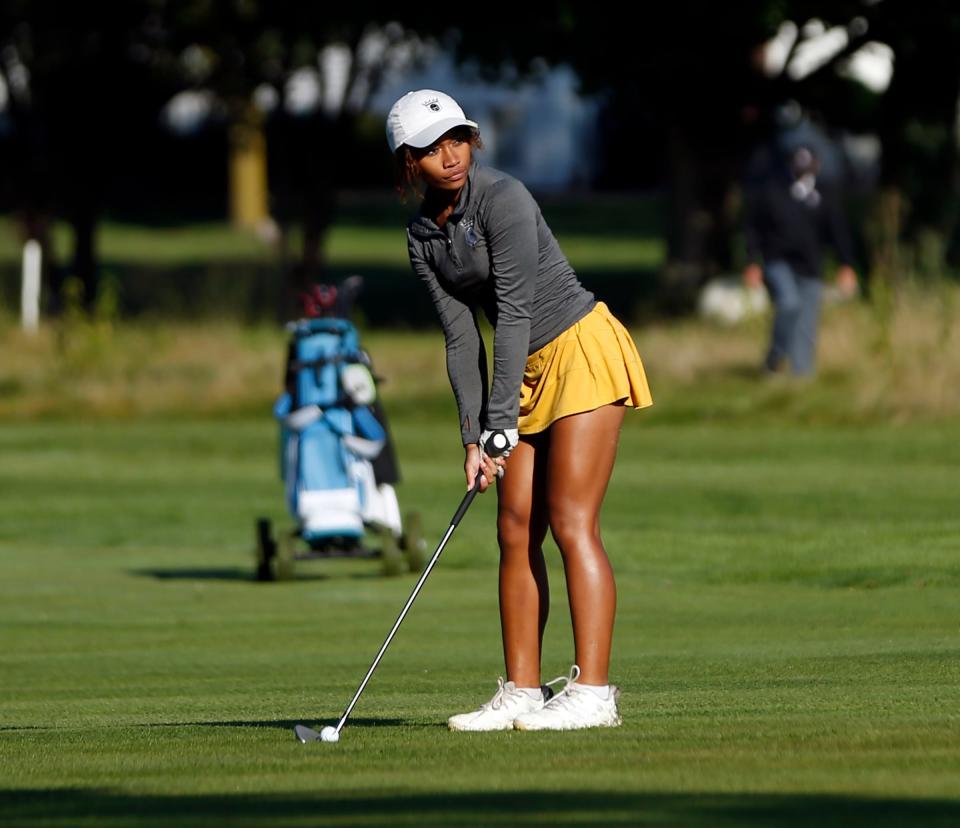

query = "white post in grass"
[21, 239, 41, 333]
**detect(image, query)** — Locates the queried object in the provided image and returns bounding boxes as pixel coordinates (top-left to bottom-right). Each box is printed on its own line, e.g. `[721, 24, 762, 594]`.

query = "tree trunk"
[229, 102, 270, 230]
[71, 208, 98, 310]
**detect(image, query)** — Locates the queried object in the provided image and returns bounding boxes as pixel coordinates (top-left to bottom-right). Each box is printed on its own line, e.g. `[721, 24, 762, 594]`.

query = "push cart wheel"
[275, 532, 297, 581]
[401, 511, 427, 573]
[380, 527, 406, 577]
[255, 518, 277, 582]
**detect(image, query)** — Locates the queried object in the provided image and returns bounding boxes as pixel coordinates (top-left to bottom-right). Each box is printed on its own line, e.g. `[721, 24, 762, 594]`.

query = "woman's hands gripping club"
[465, 428, 519, 492]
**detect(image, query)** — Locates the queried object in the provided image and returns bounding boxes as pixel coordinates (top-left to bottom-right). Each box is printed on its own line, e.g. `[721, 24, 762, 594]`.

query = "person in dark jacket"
[387, 89, 653, 731]
[743, 144, 858, 375]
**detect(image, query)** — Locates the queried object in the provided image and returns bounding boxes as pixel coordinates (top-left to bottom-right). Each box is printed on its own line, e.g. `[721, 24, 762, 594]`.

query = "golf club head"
[295, 723, 340, 744]
[294, 723, 322, 743]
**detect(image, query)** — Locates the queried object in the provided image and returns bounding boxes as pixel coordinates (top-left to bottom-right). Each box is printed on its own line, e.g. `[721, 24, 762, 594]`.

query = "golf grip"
[452, 431, 508, 522]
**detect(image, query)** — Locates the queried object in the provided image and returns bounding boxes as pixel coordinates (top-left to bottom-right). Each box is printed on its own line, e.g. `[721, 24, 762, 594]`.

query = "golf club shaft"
[335, 476, 483, 732]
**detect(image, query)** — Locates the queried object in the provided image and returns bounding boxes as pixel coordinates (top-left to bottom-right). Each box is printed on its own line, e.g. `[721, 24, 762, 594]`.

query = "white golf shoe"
[447, 675, 564, 732]
[513, 665, 622, 731]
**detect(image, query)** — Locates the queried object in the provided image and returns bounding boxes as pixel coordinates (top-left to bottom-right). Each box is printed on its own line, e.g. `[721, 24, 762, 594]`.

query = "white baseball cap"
[386, 89, 479, 153]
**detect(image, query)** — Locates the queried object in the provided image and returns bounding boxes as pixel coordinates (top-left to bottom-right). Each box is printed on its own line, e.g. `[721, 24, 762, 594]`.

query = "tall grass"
[1, 284, 956, 424]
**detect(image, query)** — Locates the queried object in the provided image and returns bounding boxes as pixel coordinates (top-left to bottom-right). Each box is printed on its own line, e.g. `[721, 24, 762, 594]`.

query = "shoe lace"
[483, 669, 572, 711]
[541, 666, 576, 703]
[482, 677, 511, 711]
[540, 664, 586, 711]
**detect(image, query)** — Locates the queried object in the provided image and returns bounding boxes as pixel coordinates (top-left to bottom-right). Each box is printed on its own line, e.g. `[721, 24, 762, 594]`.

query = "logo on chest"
[462, 218, 480, 249]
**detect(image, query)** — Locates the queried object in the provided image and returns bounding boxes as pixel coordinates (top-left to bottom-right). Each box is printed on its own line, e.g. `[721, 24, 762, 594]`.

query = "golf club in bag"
[295, 431, 511, 744]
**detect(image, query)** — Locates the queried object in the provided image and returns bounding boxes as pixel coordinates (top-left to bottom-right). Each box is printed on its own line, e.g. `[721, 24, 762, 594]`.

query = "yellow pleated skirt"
[518, 302, 653, 435]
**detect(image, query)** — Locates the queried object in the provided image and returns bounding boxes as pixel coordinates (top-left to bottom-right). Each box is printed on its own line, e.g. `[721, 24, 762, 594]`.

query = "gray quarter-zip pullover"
[407, 160, 595, 445]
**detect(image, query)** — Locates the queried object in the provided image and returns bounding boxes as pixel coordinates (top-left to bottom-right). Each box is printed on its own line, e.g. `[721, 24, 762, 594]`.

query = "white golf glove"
[479, 428, 519, 460]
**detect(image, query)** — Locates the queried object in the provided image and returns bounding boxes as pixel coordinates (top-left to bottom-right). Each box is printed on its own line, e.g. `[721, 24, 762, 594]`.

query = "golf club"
[295, 431, 509, 744]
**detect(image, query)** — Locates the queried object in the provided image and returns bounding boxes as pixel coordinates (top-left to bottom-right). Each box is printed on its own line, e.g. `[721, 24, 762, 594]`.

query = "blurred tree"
[147, 1, 431, 307]
[2, 0, 956, 319]
[0, 0, 164, 309]
[862, 1, 960, 276]
[745, 1, 960, 284]
[0, 0, 429, 311]
[442, 0, 960, 295]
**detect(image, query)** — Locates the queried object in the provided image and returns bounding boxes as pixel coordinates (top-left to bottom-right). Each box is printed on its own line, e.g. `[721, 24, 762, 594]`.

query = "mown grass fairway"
[1, 219, 958, 824]
[1, 412, 958, 827]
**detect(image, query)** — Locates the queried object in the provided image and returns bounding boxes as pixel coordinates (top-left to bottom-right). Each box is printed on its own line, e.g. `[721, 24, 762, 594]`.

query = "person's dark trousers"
[763, 260, 823, 375]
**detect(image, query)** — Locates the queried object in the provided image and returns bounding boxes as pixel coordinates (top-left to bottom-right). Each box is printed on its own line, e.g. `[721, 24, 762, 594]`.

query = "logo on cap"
[423, 98, 441, 112]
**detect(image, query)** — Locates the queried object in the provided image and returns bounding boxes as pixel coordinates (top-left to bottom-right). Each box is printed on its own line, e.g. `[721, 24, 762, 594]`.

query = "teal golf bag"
[273, 316, 402, 548]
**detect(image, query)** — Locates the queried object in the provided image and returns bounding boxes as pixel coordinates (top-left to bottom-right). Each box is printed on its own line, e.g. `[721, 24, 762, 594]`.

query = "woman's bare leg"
[496, 434, 550, 688]
[546, 404, 625, 685]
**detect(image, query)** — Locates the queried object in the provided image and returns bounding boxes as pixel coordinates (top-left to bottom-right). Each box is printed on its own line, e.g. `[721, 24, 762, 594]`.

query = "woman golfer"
[387, 90, 653, 731]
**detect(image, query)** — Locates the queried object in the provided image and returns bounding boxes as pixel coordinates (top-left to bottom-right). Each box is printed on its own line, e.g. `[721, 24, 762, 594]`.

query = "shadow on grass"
[143, 717, 405, 731]
[130, 568, 328, 583]
[0, 718, 405, 736]
[129, 567, 424, 583]
[1, 789, 957, 827]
